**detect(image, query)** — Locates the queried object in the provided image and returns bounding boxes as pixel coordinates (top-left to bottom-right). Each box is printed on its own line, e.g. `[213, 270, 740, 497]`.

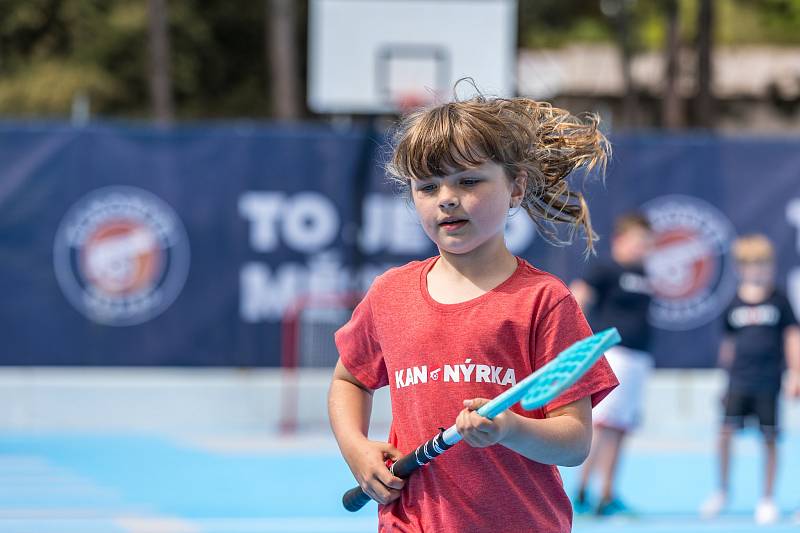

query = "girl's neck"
[434, 237, 517, 286]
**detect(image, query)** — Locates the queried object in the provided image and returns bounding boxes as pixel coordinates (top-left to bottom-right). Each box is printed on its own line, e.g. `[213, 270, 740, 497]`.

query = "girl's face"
[410, 161, 524, 256]
[737, 259, 775, 287]
[612, 227, 654, 266]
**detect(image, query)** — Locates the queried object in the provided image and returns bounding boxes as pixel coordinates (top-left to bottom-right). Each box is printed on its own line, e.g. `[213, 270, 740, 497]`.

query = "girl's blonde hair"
[386, 93, 610, 253]
[733, 234, 774, 263]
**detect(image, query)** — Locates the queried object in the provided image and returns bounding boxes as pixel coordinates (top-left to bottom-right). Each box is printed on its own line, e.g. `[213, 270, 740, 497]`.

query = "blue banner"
[0, 123, 798, 367]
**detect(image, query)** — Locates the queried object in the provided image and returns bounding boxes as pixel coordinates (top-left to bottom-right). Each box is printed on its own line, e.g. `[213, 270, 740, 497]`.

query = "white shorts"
[592, 346, 653, 432]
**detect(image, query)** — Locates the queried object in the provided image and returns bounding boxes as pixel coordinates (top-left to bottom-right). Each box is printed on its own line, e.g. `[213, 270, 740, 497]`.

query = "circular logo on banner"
[643, 194, 737, 331]
[54, 186, 190, 326]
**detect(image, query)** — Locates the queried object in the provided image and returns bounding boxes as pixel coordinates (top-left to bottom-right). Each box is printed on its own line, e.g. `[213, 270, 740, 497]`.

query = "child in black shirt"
[572, 212, 654, 516]
[700, 234, 800, 525]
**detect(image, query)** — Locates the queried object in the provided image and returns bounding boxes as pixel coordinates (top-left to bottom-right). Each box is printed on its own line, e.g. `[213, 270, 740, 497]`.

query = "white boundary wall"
[2, 368, 800, 439]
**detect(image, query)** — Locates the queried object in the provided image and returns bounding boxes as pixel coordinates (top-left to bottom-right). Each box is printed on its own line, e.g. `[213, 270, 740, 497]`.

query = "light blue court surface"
[3, 430, 800, 533]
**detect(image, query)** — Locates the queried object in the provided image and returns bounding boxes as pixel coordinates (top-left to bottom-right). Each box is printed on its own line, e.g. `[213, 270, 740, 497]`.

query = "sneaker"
[699, 491, 727, 519]
[755, 499, 779, 525]
[596, 497, 634, 517]
[573, 489, 592, 514]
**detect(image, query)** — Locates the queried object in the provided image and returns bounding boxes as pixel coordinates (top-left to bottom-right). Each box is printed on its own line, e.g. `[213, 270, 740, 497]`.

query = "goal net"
[279, 292, 361, 432]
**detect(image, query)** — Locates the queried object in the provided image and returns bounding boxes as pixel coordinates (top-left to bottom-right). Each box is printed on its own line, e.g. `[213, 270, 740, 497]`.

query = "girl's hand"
[343, 439, 405, 505]
[786, 371, 800, 399]
[456, 398, 518, 448]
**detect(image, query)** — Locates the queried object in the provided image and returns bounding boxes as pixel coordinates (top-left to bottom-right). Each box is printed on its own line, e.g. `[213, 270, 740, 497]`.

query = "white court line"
[181, 517, 377, 533]
[0, 455, 125, 501]
[0, 509, 138, 519]
[0, 516, 378, 533]
[115, 516, 199, 533]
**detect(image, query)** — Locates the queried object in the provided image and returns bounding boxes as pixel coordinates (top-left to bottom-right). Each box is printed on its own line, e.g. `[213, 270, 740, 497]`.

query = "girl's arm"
[784, 325, 800, 398]
[569, 279, 595, 313]
[456, 396, 592, 467]
[328, 359, 405, 504]
[718, 335, 735, 369]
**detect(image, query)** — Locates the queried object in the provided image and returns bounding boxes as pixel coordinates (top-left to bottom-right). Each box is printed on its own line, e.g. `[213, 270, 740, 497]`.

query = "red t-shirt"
[336, 256, 618, 533]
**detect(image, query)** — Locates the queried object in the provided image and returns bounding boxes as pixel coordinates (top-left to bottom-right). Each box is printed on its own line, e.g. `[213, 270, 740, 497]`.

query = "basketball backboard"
[308, 0, 518, 114]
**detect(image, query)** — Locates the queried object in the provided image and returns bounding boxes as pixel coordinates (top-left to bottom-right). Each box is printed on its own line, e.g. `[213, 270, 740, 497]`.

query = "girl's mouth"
[439, 220, 468, 232]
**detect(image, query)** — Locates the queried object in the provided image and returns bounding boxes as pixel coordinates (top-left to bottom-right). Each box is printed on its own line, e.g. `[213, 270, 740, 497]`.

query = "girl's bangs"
[399, 111, 497, 180]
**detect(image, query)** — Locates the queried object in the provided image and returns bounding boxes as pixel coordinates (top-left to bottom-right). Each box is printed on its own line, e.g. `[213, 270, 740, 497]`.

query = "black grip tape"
[342, 486, 373, 512]
[342, 429, 455, 512]
[391, 430, 453, 477]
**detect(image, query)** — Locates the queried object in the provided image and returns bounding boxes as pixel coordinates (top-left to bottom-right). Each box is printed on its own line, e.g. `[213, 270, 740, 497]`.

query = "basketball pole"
[347, 115, 378, 296]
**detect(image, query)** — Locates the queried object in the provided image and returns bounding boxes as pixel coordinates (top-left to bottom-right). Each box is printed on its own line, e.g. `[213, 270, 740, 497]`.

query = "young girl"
[329, 94, 619, 532]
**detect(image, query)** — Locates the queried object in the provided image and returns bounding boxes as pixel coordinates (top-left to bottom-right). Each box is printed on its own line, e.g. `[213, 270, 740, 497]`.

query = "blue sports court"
[4, 424, 800, 533]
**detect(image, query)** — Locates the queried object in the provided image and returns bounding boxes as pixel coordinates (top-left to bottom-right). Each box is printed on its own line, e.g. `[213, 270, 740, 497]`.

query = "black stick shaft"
[342, 430, 453, 512]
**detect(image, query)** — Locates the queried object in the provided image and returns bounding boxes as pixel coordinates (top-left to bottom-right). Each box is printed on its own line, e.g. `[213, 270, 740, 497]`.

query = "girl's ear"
[511, 169, 527, 206]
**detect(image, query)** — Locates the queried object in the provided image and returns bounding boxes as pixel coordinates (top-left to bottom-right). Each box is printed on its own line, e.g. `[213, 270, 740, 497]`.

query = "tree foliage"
[0, 0, 796, 119]
[0, 0, 271, 118]
[519, 0, 800, 50]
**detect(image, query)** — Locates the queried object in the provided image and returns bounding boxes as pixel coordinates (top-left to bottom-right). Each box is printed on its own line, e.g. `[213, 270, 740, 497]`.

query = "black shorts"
[723, 390, 779, 437]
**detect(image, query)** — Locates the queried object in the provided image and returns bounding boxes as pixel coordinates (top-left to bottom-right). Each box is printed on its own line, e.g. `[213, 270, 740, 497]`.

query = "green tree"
[0, 0, 274, 119]
[0, 0, 797, 119]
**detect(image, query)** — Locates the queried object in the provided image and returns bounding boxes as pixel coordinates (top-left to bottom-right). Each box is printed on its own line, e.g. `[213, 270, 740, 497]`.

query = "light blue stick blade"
[520, 327, 620, 410]
[475, 328, 620, 420]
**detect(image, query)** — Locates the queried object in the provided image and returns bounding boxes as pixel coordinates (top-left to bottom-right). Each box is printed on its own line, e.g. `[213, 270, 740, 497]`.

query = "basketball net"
[395, 91, 433, 115]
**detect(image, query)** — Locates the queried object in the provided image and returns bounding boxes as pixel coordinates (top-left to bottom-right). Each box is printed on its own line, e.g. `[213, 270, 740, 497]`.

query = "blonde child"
[329, 93, 619, 532]
[700, 234, 800, 524]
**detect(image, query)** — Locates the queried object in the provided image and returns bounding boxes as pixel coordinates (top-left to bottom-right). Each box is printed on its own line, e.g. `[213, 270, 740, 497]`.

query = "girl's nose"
[438, 187, 459, 209]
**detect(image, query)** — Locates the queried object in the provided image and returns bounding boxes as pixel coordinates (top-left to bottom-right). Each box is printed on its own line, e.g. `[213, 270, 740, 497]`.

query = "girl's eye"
[461, 179, 479, 186]
[419, 184, 437, 193]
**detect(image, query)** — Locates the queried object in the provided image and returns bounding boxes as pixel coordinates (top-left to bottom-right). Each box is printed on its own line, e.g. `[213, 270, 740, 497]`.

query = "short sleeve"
[334, 290, 388, 390]
[583, 264, 611, 294]
[581, 264, 612, 313]
[779, 293, 799, 330]
[531, 294, 619, 413]
[723, 303, 735, 333]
